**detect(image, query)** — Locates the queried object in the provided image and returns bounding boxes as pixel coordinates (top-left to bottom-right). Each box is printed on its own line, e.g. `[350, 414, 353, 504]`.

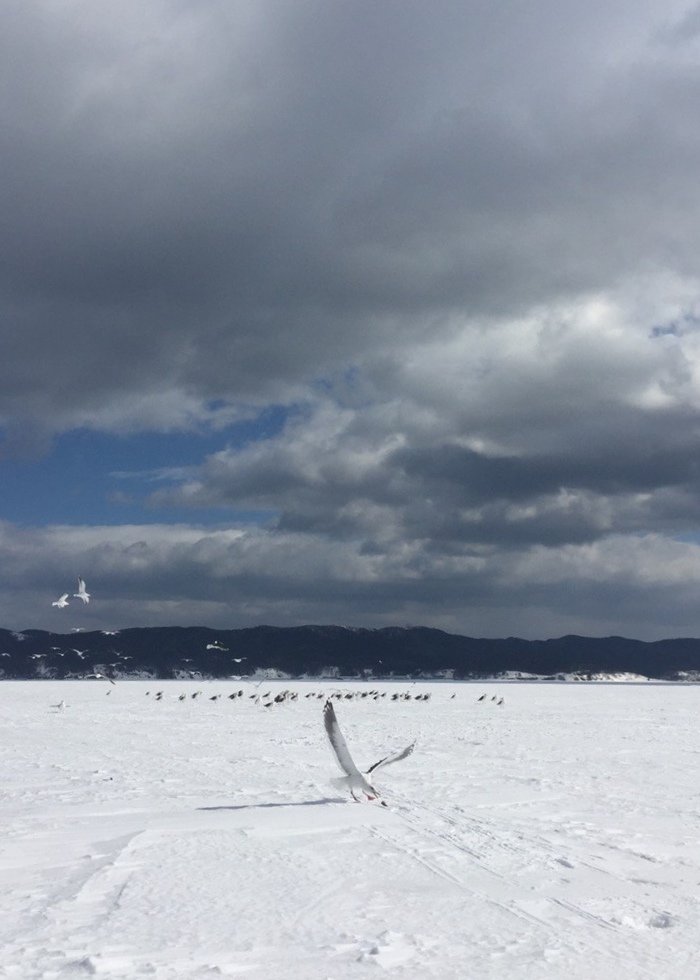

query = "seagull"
[73, 577, 90, 604]
[52, 593, 70, 609]
[323, 700, 415, 803]
[85, 672, 116, 685]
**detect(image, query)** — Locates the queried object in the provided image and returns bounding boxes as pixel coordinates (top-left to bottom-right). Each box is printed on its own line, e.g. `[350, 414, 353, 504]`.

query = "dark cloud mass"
[3, 0, 700, 638]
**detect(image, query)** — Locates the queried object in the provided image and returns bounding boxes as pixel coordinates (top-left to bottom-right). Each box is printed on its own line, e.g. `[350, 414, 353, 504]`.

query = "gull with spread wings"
[323, 699, 415, 802]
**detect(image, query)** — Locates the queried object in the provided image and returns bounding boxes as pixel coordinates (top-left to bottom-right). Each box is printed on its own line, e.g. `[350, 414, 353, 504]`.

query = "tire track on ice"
[369, 822, 558, 935]
[376, 798, 666, 977]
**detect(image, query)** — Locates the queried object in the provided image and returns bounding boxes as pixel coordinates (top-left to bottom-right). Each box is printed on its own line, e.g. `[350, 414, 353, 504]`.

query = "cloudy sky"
[4, 0, 700, 639]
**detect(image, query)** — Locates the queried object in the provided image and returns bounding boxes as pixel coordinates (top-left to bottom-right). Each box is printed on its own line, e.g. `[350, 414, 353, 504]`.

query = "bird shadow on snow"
[198, 797, 347, 812]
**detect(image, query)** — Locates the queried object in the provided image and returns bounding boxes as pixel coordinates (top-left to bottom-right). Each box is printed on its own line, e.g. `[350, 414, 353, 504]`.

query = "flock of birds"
[51, 577, 90, 609]
[147, 685, 430, 800]
[47, 681, 514, 803]
[142, 687, 433, 706]
[477, 693, 506, 706]
[52, 687, 421, 802]
[44, 574, 494, 802]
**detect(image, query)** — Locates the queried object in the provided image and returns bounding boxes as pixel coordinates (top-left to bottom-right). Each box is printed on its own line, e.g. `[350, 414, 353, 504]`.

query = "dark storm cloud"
[394, 437, 700, 506]
[5, 1, 700, 639]
[2, 0, 700, 437]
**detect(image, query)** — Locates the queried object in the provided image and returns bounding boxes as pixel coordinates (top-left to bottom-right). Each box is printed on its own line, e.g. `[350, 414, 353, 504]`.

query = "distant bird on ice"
[52, 593, 70, 609]
[323, 700, 415, 803]
[73, 577, 90, 604]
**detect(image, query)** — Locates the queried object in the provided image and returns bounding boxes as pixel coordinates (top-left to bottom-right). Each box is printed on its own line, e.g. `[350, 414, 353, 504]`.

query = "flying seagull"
[74, 577, 90, 604]
[52, 593, 70, 609]
[323, 699, 415, 802]
[85, 672, 116, 685]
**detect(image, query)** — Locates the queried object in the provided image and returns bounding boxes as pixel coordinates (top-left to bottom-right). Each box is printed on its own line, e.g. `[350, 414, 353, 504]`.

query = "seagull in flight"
[323, 700, 415, 802]
[85, 672, 116, 685]
[52, 593, 70, 609]
[73, 577, 90, 604]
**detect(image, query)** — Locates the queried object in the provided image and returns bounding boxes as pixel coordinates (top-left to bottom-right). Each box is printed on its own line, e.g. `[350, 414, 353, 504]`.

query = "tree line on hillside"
[1, 625, 699, 680]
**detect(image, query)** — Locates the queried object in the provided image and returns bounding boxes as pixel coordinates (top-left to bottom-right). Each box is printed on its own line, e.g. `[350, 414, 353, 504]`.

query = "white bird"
[85, 672, 116, 685]
[73, 577, 90, 604]
[323, 700, 415, 802]
[52, 593, 70, 609]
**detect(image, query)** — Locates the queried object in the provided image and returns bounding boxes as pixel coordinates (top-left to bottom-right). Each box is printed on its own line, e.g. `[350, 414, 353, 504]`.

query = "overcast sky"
[4, 0, 700, 639]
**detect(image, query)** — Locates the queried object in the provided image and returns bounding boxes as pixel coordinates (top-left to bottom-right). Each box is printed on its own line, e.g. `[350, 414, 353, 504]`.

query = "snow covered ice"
[2, 680, 700, 979]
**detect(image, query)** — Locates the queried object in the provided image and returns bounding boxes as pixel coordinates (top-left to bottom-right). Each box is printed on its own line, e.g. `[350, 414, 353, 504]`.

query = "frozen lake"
[2, 680, 699, 979]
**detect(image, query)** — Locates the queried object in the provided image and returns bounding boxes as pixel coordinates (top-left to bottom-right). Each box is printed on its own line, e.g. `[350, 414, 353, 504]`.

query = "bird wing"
[367, 740, 416, 774]
[323, 700, 362, 777]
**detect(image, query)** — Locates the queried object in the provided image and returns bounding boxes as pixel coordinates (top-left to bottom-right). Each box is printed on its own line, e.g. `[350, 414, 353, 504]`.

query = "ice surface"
[1, 680, 699, 979]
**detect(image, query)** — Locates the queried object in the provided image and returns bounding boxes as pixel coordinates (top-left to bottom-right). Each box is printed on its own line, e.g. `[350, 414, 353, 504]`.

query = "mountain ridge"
[2, 625, 700, 680]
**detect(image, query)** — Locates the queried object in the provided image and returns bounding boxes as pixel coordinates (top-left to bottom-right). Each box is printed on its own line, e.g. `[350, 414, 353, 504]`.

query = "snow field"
[1, 680, 699, 979]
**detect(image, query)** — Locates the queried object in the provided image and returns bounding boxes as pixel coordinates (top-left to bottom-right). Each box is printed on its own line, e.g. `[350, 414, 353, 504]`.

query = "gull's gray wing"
[367, 740, 416, 774]
[323, 700, 362, 777]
